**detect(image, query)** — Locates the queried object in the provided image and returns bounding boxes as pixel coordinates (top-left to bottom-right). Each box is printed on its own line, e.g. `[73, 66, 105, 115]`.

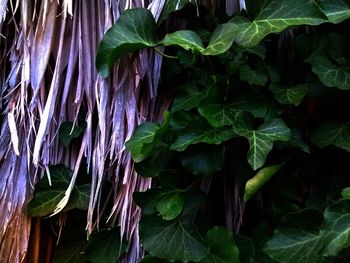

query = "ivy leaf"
[317, 0, 350, 24]
[96, 8, 157, 77]
[134, 188, 164, 215]
[244, 163, 284, 202]
[263, 209, 324, 263]
[135, 147, 176, 177]
[126, 111, 171, 162]
[233, 112, 291, 170]
[172, 84, 205, 112]
[239, 64, 268, 86]
[202, 23, 239, 55]
[306, 54, 350, 90]
[28, 165, 71, 216]
[341, 187, 350, 199]
[156, 192, 185, 220]
[311, 122, 350, 152]
[321, 200, 350, 256]
[64, 184, 90, 211]
[140, 215, 208, 262]
[181, 144, 225, 176]
[170, 117, 236, 152]
[85, 227, 127, 263]
[200, 227, 240, 263]
[198, 103, 237, 128]
[163, 30, 205, 53]
[59, 121, 86, 147]
[234, 0, 327, 47]
[270, 84, 309, 106]
[159, 0, 194, 23]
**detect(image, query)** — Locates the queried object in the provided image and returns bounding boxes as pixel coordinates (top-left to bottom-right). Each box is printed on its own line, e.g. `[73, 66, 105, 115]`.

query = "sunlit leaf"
[202, 23, 239, 55]
[163, 30, 205, 53]
[234, 0, 327, 47]
[244, 163, 284, 202]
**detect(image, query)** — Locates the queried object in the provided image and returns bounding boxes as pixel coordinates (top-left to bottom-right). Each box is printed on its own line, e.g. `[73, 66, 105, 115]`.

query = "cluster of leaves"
[27, 0, 350, 262]
[100, 0, 350, 262]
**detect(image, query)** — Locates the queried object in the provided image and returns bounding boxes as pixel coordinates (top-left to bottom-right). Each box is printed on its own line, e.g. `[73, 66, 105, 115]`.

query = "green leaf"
[140, 215, 208, 262]
[321, 200, 350, 256]
[170, 117, 236, 152]
[200, 227, 240, 263]
[28, 165, 71, 216]
[140, 256, 171, 263]
[96, 8, 157, 77]
[135, 147, 176, 177]
[244, 163, 283, 202]
[126, 111, 171, 162]
[163, 30, 205, 53]
[181, 144, 225, 176]
[311, 122, 350, 152]
[28, 165, 91, 216]
[341, 187, 350, 199]
[85, 227, 127, 263]
[156, 192, 185, 220]
[234, 0, 327, 47]
[233, 112, 291, 170]
[172, 84, 205, 112]
[202, 23, 239, 55]
[65, 184, 90, 211]
[198, 103, 237, 127]
[263, 209, 324, 263]
[306, 54, 350, 90]
[133, 188, 164, 215]
[239, 64, 268, 86]
[270, 84, 309, 106]
[59, 121, 86, 147]
[317, 0, 350, 24]
[159, 0, 194, 23]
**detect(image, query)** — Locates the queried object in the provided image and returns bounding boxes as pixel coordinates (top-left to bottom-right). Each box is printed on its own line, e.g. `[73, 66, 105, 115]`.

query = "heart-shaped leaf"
[306, 54, 350, 90]
[200, 227, 240, 263]
[263, 209, 324, 263]
[96, 8, 157, 77]
[163, 30, 205, 53]
[321, 200, 350, 256]
[270, 84, 309, 106]
[311, 122, 350, 152]
[233, 112, 290, 170]
[140, 215, 208, 262]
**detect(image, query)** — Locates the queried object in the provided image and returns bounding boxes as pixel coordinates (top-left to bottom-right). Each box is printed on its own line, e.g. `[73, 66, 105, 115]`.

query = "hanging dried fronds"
[0, 0, 244, 262]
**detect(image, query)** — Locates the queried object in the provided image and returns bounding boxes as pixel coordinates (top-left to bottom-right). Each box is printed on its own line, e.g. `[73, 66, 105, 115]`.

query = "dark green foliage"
[29, 1, 350, 262]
